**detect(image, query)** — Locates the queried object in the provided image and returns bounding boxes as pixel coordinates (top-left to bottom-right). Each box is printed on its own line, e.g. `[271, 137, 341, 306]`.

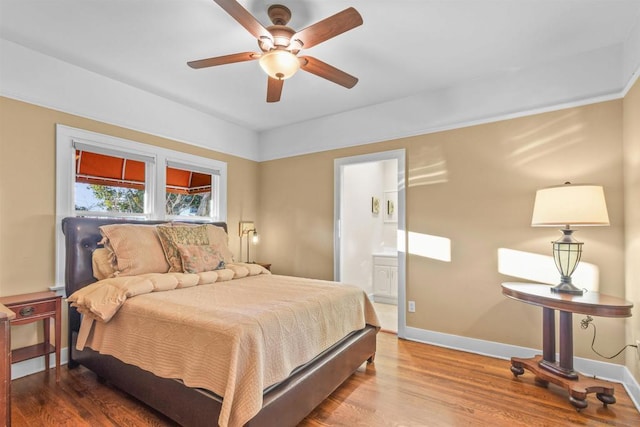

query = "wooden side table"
[501, 283, 633, 410]
[255, 262, 272, 271]
[0, 304, 15, 427]
[0, 291, 62, 383]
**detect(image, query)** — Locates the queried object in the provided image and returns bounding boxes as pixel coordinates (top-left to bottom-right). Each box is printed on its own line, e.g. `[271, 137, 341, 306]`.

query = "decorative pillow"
[165, 222, 235, 263]
[91, 248, 117, 280]
[156, 224, 210, 272]
[205, 225, 235, 263]
[99, 224, 170, 276]
[177, 244, 225, 274]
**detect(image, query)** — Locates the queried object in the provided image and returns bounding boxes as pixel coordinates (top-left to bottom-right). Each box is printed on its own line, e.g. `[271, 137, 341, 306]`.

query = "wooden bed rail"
[0, 303, 16, 426]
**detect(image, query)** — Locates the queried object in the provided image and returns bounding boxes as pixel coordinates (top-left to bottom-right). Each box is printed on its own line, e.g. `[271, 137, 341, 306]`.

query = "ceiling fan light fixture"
[259, 50, 300, 80]
[187, 1, 363, 101]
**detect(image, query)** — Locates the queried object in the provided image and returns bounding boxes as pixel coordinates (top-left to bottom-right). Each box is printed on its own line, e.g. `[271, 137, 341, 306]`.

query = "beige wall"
[259, 100, 627, 363]
[624, 79, 640, 381]
[1, 86, 636, 374]
[0, 96, 260, 349]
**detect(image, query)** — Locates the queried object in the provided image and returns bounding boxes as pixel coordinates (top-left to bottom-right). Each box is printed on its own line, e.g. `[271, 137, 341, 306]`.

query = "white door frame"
[334, 149, 406, 338]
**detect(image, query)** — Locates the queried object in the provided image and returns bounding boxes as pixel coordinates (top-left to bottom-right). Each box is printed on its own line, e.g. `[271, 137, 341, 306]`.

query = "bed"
[62, 217, 379, 427]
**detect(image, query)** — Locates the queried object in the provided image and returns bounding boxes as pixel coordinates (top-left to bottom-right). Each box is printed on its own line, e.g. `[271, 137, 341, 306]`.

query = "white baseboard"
[623, 368, 640, 410]
[11, 347, 69, 380]
[404, 326, 640, 411]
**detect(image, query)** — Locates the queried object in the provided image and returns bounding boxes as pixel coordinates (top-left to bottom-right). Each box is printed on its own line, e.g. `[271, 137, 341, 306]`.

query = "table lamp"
[531, 182, 609, 295]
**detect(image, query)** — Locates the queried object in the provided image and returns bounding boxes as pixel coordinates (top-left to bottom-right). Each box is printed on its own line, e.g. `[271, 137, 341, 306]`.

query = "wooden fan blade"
[266, 77, 284, 103]
[299, 56, 358, 89]
[187, 52, 259, 69]
[213, 0, 272, 42]
[292, 7, 363, 49]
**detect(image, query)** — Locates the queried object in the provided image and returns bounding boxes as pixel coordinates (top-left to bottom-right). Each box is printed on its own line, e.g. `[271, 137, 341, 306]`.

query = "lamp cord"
[580, 315, 637, 359]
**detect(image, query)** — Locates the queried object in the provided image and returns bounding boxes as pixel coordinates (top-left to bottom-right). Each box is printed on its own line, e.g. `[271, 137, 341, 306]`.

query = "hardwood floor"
[11, 332, 640, 426]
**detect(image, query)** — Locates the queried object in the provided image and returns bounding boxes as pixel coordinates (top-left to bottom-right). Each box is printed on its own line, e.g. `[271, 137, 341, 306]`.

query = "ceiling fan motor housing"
[259, 25, 298, 52]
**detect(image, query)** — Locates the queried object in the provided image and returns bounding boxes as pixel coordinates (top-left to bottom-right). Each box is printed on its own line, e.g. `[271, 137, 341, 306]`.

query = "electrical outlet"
[408, 300, 416, 313]
[637, 340, 640, 359]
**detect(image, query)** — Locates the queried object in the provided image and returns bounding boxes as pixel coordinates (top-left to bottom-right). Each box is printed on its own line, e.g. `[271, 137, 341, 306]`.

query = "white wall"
[259, 44, 629, 161]
[341, 160, 398, 294]
[4, 33, 638, 164]
[0, 39, 259, 161]
[382, 160, 399, 251]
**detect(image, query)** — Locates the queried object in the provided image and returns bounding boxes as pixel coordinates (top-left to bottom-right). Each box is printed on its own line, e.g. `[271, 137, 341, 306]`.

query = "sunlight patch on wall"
[407, 162, 448, 187]
[408, 145, 448, 187]
[498, 248, 599, 292]
[504, 110, 585, 168]
[407, 231, 451, 262]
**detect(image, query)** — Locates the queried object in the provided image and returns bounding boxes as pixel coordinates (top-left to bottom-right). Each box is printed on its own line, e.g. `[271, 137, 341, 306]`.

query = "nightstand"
[255, 262, 271, 271]
[502, 283, 632, 409]
[0, 304, 15, 426]
[0, 291, 61, 383]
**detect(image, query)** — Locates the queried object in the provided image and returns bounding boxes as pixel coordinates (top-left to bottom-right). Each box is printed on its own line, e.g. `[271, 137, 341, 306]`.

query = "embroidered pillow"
[170, 223, 235, 263]
[177, 244, 225, 274]
[156, 224, 210, 272]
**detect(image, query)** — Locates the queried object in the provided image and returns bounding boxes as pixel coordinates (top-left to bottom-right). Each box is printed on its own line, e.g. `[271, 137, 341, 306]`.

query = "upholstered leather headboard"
[61, 217, 228, 297]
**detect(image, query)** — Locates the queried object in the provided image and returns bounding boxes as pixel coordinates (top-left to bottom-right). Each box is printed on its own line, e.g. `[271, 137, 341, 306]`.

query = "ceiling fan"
[187, 0, 363, 103]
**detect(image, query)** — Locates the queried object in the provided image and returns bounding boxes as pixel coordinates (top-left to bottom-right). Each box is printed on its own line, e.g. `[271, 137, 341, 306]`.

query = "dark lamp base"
[551, 283, 584, 296]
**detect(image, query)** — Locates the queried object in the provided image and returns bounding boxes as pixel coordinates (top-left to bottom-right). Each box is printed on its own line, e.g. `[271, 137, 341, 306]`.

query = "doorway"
[334, 150, 406, 337]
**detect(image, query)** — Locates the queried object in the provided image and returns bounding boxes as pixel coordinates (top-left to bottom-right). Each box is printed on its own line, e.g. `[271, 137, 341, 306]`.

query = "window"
[165, 162, 220, 219]
[74, 148, 150, 215]
[55, 125, 228, 291]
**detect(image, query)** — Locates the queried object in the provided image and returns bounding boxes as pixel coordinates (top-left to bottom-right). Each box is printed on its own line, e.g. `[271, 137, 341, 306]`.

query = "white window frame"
[54, 124, 228, 292]
[71, 138, 157, 218]
[165, 159, 221, 221]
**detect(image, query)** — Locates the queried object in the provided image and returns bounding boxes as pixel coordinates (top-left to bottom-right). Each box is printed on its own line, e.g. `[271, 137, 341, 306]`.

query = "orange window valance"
[75, 150, 211, 194]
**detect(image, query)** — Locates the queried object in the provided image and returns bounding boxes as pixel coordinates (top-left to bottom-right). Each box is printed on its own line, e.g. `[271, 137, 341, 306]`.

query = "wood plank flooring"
[11, 332, 640, 426]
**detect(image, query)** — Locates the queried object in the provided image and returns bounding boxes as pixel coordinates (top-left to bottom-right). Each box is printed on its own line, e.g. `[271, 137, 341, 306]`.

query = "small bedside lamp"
[239, 221, 259, 263]
[248, 229, 259, 263]
[531, 182, 609, 295]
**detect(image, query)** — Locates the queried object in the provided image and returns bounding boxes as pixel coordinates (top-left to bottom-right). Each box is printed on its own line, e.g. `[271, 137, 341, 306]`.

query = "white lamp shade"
[259, 50, 300, 80]
[531, 184, 610, 226]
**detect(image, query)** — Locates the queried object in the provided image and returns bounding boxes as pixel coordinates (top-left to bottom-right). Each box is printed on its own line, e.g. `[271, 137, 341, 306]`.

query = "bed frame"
[62, 217, 377, 427]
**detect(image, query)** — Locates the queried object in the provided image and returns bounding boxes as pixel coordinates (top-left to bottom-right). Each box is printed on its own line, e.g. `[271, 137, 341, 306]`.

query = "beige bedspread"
[72, 274, 379, 427]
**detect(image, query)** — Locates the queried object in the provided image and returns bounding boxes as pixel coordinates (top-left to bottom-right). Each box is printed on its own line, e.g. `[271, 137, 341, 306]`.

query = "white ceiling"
[2, 0, 639, 135]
